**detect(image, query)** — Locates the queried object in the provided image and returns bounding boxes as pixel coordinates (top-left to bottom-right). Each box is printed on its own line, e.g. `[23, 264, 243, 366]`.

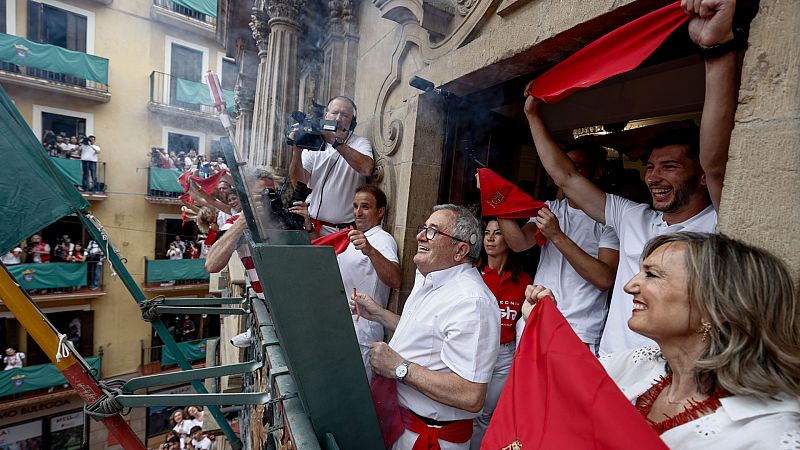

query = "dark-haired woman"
[470, 219, 532, 449]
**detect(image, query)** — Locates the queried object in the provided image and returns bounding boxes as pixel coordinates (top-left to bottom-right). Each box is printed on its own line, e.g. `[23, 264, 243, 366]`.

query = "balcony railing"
[0, 356, 101, 398]
[140, 338, 214, 374]
[147, 166, 184, 199]
[149, 71, 235, 117]
[143, 258, 209, 288]
[5, 262, 104, 295]
[49, 156, 107, 195]
[0, 33, 109, 94]
[153, 0, 217, 27]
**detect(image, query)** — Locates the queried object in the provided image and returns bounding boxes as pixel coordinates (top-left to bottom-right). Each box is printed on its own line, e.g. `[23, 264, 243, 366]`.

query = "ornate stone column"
[248, 6, 271, 167]
[249, 0, 305, 174]
[322, 0, 360, 99]
[232, 38, 258, 162]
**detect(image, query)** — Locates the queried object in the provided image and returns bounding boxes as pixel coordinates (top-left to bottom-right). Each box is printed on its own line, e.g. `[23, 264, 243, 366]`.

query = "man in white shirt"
[1, 246, 23, 265]
[79, 135, 101, 193]
[522, 0, 738, 355]
[336, 185, 401, 379]
[497, 146, 619, 354]
[354, 204, 500, 450]
[288, 96, 374, 235]
[3, 348, 24, 370]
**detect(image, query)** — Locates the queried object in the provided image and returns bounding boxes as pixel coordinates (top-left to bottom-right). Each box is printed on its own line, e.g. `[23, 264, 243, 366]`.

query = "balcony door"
[169, 43, 203, 109]
[42, 112, 86, 140]
[26, 1, 88, 85]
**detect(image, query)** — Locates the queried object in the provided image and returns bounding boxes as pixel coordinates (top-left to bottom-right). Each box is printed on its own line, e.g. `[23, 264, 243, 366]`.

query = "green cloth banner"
[162, 339, 207, 366]
[0, 356, 101, 396]
[7, 262, 88, 290]
[0, 33, 109, 85]
[145, 258, 209, 283]
[175, 78, 234, 109]
[149, 167, 183, 193]
[50, 157, 82, 186]
[0, 86, 89, 255]
[172, 0, 218, 17]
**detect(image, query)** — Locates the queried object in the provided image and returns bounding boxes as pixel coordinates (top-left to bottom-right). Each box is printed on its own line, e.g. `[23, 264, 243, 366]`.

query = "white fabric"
[389, 264, 501, 421]
[1, 247, 23, 265]
[235, 239, 265, 301]
[191, 437, 212, 450]
[599, 195, 717, 355]
[336, 225, 399, 379]
[393, 429, 469, 450]
[172, 418, 199, 447]
[217, 211, 232, 230]
[601, 347, 800, 449]
[32, 243, 50, 263]
[470, 341, 516, 449]
[301, 134, 373, 225]
[523, 199, 618, 344]
[3, 352, 24, 370]
[80, 144, 100, 162]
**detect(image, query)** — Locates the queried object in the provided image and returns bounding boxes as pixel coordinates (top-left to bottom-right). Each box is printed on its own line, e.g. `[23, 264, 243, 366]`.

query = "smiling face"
[172, 410, 183, 423]
[645, 145, 706, 213]
[483, 220, 508, 257]
[625, 242, 701, 344]
[353, 191, 383, 232]
[413, 209, 467, 276]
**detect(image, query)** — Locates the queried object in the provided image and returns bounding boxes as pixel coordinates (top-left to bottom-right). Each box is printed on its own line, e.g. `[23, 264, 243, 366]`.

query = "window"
[169, 43, 203, 108]
[221, 58, 237, 91]
[167, 131, 200, 155]
[27, 0, 87, 51]
[42, 111, 86, 140]
[0, 0, 7, 34]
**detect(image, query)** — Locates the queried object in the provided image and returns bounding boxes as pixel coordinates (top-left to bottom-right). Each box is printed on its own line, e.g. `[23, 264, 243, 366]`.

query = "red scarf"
[311, 228, 352, 255]
[400, 409, 472, 450]
[477, 168, 548, 246]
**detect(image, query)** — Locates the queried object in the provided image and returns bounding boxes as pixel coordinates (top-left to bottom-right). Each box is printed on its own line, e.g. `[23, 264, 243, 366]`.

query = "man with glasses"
[353, 204, 500, 449]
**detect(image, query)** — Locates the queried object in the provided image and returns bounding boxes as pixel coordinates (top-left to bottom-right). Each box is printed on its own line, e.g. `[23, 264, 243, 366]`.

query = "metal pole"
[0, 265, 145, 450]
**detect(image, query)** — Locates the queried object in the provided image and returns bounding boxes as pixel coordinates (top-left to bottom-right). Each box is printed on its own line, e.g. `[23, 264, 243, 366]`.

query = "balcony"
[140, 338, 213, 374]
[151, 0, 218, 40]
[0, 33, 110, 102]
[4, 262, 106, 303]
[148, 71, 233, 130]
[146, 166, 184, 204]
[142, 258, 209, 294]
[50, 157, 109, 200]
[0, 356, 101, 398]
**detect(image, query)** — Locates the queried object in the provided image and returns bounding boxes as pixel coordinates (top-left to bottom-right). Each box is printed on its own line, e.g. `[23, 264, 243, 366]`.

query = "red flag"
[481, 297, 667, 449]
[370, 375, 404, 449]
[477, 168, 548, 246]
[311, 228, 352, 255]
[530, 1, 689, 103]
[179, 168, 228, 205]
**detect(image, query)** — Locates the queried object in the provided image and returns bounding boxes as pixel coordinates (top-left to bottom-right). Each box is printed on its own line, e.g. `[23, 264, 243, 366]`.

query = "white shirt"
[601, 347, 800, 449]
[389, 263, 501, 421]
[191, 437, 212, 450]
[172, 418, 199, 449]
[336, 225, 399, 378]
[3, 352, 24, 370]
[599, 195, 717, 355]
[1, 247, 23, 265]
[302, 134, 373, 226]
[80, 143, 100, 162]
[518, 199, 618, 344]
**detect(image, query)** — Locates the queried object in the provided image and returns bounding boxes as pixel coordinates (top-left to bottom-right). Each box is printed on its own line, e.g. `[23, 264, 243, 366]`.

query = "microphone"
[409, 76, 456, 98]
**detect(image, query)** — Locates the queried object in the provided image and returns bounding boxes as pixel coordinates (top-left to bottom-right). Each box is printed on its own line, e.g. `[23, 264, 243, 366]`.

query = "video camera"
[286, 100, 338, 152]
[81, 136, 91, 145]
[260, 181, 312, 230]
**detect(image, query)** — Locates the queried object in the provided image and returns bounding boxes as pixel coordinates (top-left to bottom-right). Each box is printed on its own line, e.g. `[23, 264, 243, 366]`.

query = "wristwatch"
[332, 137, 345, 149]
[395, 360, 411, 383]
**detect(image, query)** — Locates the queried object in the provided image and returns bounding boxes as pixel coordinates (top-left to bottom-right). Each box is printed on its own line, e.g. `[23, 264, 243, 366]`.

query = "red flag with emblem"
[481, 296, 668, 450]
[477, 168, 548, 246]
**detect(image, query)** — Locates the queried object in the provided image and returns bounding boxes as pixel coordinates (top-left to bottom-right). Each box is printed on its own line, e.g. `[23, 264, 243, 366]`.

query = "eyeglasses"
[416, 224, 468, 244]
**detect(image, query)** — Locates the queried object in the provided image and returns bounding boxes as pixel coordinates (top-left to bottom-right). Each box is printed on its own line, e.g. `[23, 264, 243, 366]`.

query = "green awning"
[0, 33, 109, 85]
[7, 262, 88, 290]
[149, 167, 183, 193]
[172, 0, 217, 17]
[145, 258, 209, 283]
[0, 356, 101, 396]
[175, 78, 234, 109]
[0, 86, 89, 255]
[50, 157, 82, 186]
[161, 339, 208, 366]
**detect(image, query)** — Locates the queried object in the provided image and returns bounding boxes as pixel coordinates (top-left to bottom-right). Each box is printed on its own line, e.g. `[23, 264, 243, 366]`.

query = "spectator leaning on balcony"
[1, 245, 23, 265]
[79, 135, 101, 193]
[67, 136, 81, 160]
[42, 130, 58, 156]
[3, 348, 24, 370]
[71, 243, 87, 263]
[28, 234, 51, 263]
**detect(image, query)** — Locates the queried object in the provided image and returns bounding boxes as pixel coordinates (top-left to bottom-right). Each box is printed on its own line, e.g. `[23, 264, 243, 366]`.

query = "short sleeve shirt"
[599, 195, 717, 355]
[389, 264, 501, 421]
[302, 134, 373, 224]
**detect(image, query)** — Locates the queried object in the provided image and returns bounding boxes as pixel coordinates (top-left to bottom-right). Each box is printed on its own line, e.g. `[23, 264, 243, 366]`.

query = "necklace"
[635, 375, 727, 434]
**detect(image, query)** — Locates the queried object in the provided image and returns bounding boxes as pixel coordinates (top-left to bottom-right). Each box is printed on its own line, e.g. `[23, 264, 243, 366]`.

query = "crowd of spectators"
[42, 130, 103, 193]
[150, 147, 228, 178]
[2, 234, 104, 291]
[162, 406, 212, 450]
[42, 130, 81, 160]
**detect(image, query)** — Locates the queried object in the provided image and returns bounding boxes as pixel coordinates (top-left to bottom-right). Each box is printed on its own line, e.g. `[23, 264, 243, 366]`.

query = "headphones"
[328, 96, 358, 131]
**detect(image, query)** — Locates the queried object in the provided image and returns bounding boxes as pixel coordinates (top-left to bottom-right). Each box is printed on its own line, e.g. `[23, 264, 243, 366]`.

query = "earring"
[696, 320, 712, 341]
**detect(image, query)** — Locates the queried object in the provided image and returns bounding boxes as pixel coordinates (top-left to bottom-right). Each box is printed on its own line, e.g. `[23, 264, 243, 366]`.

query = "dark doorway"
[155, 218, 197, 259]
[167, 132, 200, 156]
[25, 310, 94, 366]
[42, 112, 86, 140]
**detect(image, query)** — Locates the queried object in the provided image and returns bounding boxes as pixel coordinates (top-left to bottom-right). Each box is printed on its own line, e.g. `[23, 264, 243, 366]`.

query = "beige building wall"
[3, 0, 230, 377]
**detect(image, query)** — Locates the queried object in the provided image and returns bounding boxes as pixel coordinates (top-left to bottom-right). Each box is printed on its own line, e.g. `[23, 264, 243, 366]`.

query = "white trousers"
[470, 341, 516, 449]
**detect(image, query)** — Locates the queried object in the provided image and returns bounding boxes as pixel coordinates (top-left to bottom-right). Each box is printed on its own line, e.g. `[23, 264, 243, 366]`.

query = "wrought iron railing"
[152, 0, 217, 27]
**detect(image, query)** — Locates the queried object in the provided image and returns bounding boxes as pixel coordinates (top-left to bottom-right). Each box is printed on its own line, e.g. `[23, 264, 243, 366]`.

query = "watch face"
[395, 364, 408, 379]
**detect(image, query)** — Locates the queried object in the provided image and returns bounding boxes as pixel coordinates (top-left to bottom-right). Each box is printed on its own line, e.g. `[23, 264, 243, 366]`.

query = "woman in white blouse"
[599, 232, 800, 449]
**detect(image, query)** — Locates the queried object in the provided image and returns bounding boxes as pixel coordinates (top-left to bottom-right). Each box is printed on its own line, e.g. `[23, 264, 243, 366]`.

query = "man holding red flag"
[524, 0, 739, 355]
[353, 204, 500, 449]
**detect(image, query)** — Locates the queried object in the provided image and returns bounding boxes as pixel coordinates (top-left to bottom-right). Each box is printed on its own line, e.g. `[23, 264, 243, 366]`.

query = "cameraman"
[288, 96, 374, 236]
[79, 135, 101, 193]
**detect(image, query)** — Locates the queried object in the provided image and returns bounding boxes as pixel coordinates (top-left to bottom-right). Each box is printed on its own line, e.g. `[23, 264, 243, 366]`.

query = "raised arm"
[684, 0, 739, 210]
[524, 92, 608, 224]
[369, 342, 488, 412]
[204, 216, 245, 273]
[496, 218, 539, 252]
[334, 142, 374, 177]
[288, 147, 310, 185]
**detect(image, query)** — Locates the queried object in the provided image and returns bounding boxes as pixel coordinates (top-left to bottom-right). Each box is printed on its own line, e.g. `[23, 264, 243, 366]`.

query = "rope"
[84, 379, 128, 420]
[55, 333, 71, 362]
[139, 295, 165, 322]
